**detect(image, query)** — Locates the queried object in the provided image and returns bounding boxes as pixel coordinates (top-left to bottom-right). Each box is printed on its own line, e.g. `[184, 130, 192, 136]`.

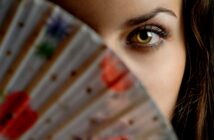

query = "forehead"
[67, 0, 181, 33]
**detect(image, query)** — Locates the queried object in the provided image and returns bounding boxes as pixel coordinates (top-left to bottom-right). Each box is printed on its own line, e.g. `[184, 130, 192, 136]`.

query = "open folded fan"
[0, 0, 178, 140]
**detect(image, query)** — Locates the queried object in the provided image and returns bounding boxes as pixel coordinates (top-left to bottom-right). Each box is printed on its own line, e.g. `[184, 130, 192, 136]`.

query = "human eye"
[126, 24, 169, 49]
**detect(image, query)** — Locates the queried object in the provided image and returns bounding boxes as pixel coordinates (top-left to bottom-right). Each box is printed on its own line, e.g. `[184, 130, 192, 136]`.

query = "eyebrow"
[124, 7, 177, 27]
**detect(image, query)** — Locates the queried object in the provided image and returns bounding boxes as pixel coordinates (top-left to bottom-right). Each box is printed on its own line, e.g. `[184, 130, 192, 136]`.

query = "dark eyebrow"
[124, 7, 177, 27]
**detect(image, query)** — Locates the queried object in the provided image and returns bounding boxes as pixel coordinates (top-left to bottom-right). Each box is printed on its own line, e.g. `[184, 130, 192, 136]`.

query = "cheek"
[140, 45, 186, 100]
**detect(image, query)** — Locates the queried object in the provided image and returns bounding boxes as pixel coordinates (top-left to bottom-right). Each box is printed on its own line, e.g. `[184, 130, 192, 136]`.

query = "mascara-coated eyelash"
[126, 24, 169, 48]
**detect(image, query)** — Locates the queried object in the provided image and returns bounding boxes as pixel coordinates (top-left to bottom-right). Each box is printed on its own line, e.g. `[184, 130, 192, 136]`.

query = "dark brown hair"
[172, 0, 214, 139]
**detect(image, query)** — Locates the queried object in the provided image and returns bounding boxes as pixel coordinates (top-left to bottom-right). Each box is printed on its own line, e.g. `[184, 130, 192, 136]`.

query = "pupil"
[139, 31, 149, 40]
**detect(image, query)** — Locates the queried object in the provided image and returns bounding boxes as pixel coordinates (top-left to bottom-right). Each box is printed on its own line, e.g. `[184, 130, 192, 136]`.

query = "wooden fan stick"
[37, 45, 106, 115]
[25, 25, 81, 94]
[0, 5, 54, 90]
[0, 0, 21, 44]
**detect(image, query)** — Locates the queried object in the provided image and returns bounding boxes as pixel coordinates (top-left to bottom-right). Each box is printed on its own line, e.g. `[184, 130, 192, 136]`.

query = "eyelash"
[126, 24, 169, 49]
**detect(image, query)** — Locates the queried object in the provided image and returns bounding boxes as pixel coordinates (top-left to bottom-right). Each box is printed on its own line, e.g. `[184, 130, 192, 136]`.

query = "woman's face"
[60, 0, 186, 119]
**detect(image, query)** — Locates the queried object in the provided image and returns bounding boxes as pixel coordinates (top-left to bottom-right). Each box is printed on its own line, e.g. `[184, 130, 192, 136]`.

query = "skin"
[51, 0, 186, 119]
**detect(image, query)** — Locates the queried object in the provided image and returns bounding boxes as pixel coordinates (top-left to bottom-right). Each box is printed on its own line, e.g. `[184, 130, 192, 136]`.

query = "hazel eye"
[126, 25, 168, 48]
[135, 31, 160, 45]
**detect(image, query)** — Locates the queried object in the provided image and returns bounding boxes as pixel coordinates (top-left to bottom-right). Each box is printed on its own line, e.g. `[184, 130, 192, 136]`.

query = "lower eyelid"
[125, 38, 164, 50]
